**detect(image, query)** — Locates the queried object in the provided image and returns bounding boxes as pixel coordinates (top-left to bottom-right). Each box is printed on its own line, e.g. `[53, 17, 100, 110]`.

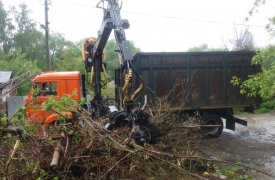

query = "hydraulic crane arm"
[93, 0, 133, 64]
[89, 0, 156, 144]
[91, 0, 142, 115]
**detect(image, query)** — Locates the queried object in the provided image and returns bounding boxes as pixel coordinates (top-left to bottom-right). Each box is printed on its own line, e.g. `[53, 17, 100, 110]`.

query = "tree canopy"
[187, 44, 226, 52]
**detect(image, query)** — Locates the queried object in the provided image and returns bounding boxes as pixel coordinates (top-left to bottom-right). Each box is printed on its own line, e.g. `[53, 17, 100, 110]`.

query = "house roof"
[0, 71, 13, 84]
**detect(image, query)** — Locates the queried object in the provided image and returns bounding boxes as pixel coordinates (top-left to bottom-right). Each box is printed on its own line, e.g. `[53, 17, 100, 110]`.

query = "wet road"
[201, 112, 275, 179]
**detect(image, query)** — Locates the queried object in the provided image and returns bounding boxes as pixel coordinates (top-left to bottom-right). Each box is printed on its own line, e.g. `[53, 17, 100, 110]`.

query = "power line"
[54, 2, 267, 28]
[122, 11, 266, 28]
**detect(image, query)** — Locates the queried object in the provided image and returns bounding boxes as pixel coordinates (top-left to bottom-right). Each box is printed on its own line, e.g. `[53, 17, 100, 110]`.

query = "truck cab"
[24, 71, 85, 124]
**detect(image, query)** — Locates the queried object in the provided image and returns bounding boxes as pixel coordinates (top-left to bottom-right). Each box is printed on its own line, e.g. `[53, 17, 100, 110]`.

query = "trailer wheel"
[201, 114, 223, 138]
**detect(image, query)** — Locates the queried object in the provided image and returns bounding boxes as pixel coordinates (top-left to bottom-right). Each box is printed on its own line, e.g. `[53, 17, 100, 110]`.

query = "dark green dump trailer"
[115, 51, 261, 137]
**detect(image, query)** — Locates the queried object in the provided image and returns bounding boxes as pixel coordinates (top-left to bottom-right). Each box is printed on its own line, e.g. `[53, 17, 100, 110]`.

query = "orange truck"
[24, 71, 86, 124]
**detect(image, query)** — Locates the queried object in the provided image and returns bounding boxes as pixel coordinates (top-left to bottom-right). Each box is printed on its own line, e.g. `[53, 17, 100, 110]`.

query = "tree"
[230, 27, 255, 51]
[105, 39, 140, 80]
[11, 4, 36, 33]
[0, 50, 41, 95]
[232, 0, 275, 98]
[232, 45, 275, 98]
[0, 3, 15, 53]
[50, 33, 81, 61]
[0, 3, 44, 95]
[49, 33, 83, 72]
[187, 44, 226, 52]
[14, 30, 45, 61]
[11, 4, 45, 64]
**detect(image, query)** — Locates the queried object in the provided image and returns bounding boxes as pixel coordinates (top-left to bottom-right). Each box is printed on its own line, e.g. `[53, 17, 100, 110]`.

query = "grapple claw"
[105, 107, 158, 144]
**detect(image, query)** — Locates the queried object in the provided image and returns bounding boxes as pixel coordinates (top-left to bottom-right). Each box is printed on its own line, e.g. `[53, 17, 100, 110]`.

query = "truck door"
[26, 82, 58, 124]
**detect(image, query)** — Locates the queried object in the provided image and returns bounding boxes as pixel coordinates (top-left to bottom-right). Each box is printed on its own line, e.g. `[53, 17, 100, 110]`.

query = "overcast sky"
[2, 0, 275, 51]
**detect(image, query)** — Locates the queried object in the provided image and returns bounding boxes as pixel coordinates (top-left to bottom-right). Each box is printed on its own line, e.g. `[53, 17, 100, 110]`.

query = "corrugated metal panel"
[0, 71, 12, 83]
[7, 96, 27, 119]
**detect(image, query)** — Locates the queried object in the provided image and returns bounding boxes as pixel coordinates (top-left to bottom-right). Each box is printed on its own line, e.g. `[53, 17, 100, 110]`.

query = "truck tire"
[201, 114, 223, 138]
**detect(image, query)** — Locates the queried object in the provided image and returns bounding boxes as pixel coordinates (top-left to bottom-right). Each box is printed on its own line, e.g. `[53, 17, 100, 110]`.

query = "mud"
[201, 112, 275, 179]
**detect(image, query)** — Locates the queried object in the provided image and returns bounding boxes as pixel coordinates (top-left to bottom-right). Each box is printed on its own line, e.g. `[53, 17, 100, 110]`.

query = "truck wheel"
[201, 114, 223, 138]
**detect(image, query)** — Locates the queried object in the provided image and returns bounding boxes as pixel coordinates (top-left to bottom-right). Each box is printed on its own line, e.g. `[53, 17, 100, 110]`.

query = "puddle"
[223, 114, 275, 144]
[202, 113, 275, 178]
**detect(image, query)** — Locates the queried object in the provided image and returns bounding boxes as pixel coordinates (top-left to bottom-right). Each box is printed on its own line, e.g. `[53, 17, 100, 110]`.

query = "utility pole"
[44, 0, 51, 70]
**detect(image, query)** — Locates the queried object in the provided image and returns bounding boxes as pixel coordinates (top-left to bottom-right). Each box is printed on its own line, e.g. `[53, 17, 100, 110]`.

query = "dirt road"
[201, 112, 275, 179]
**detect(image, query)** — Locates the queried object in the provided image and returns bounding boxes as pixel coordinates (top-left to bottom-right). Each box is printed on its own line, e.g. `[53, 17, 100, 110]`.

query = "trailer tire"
[201, 114, 223, 138]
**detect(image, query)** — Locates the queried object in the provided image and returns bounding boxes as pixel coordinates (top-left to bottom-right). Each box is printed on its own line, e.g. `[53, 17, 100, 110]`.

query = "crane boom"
[89, 0, 157, 144]
[93, 0, 133, 62]
[91, 0, 135, 115]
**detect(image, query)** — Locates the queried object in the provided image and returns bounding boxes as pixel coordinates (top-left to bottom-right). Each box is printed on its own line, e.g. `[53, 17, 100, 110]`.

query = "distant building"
[0, 71, 17, 116]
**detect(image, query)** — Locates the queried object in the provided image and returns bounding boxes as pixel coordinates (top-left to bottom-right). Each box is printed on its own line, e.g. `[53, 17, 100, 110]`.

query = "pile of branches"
[0, 68, 36, 100]
[0, 107, 271, 179]
[0, 107, 207, 179]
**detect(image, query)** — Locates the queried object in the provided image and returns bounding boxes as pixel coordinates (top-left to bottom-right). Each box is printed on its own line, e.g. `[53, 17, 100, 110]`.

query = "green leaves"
[232, 45, 275, 99]
[105, 39, 140, 80]
[79, 97, 87, 107]
[230, 76, 241, 86]
[4, 105, 37, 135]
[0, 116, 8, 128]
[0, 51, 41, 95]
[42, 95, 77, 113]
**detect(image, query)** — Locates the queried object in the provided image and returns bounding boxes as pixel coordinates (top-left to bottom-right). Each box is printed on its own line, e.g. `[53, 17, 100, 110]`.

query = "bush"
[255, 98, 275, 113]
[255, 107, 269, 113]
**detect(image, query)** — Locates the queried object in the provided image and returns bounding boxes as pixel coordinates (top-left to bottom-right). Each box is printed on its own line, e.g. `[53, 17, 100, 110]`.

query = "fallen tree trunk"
[5, 140, 20, 172]
[32, 160, 40, 177]
[0, 127, 22, 136]
[50, 139, 63, 171]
